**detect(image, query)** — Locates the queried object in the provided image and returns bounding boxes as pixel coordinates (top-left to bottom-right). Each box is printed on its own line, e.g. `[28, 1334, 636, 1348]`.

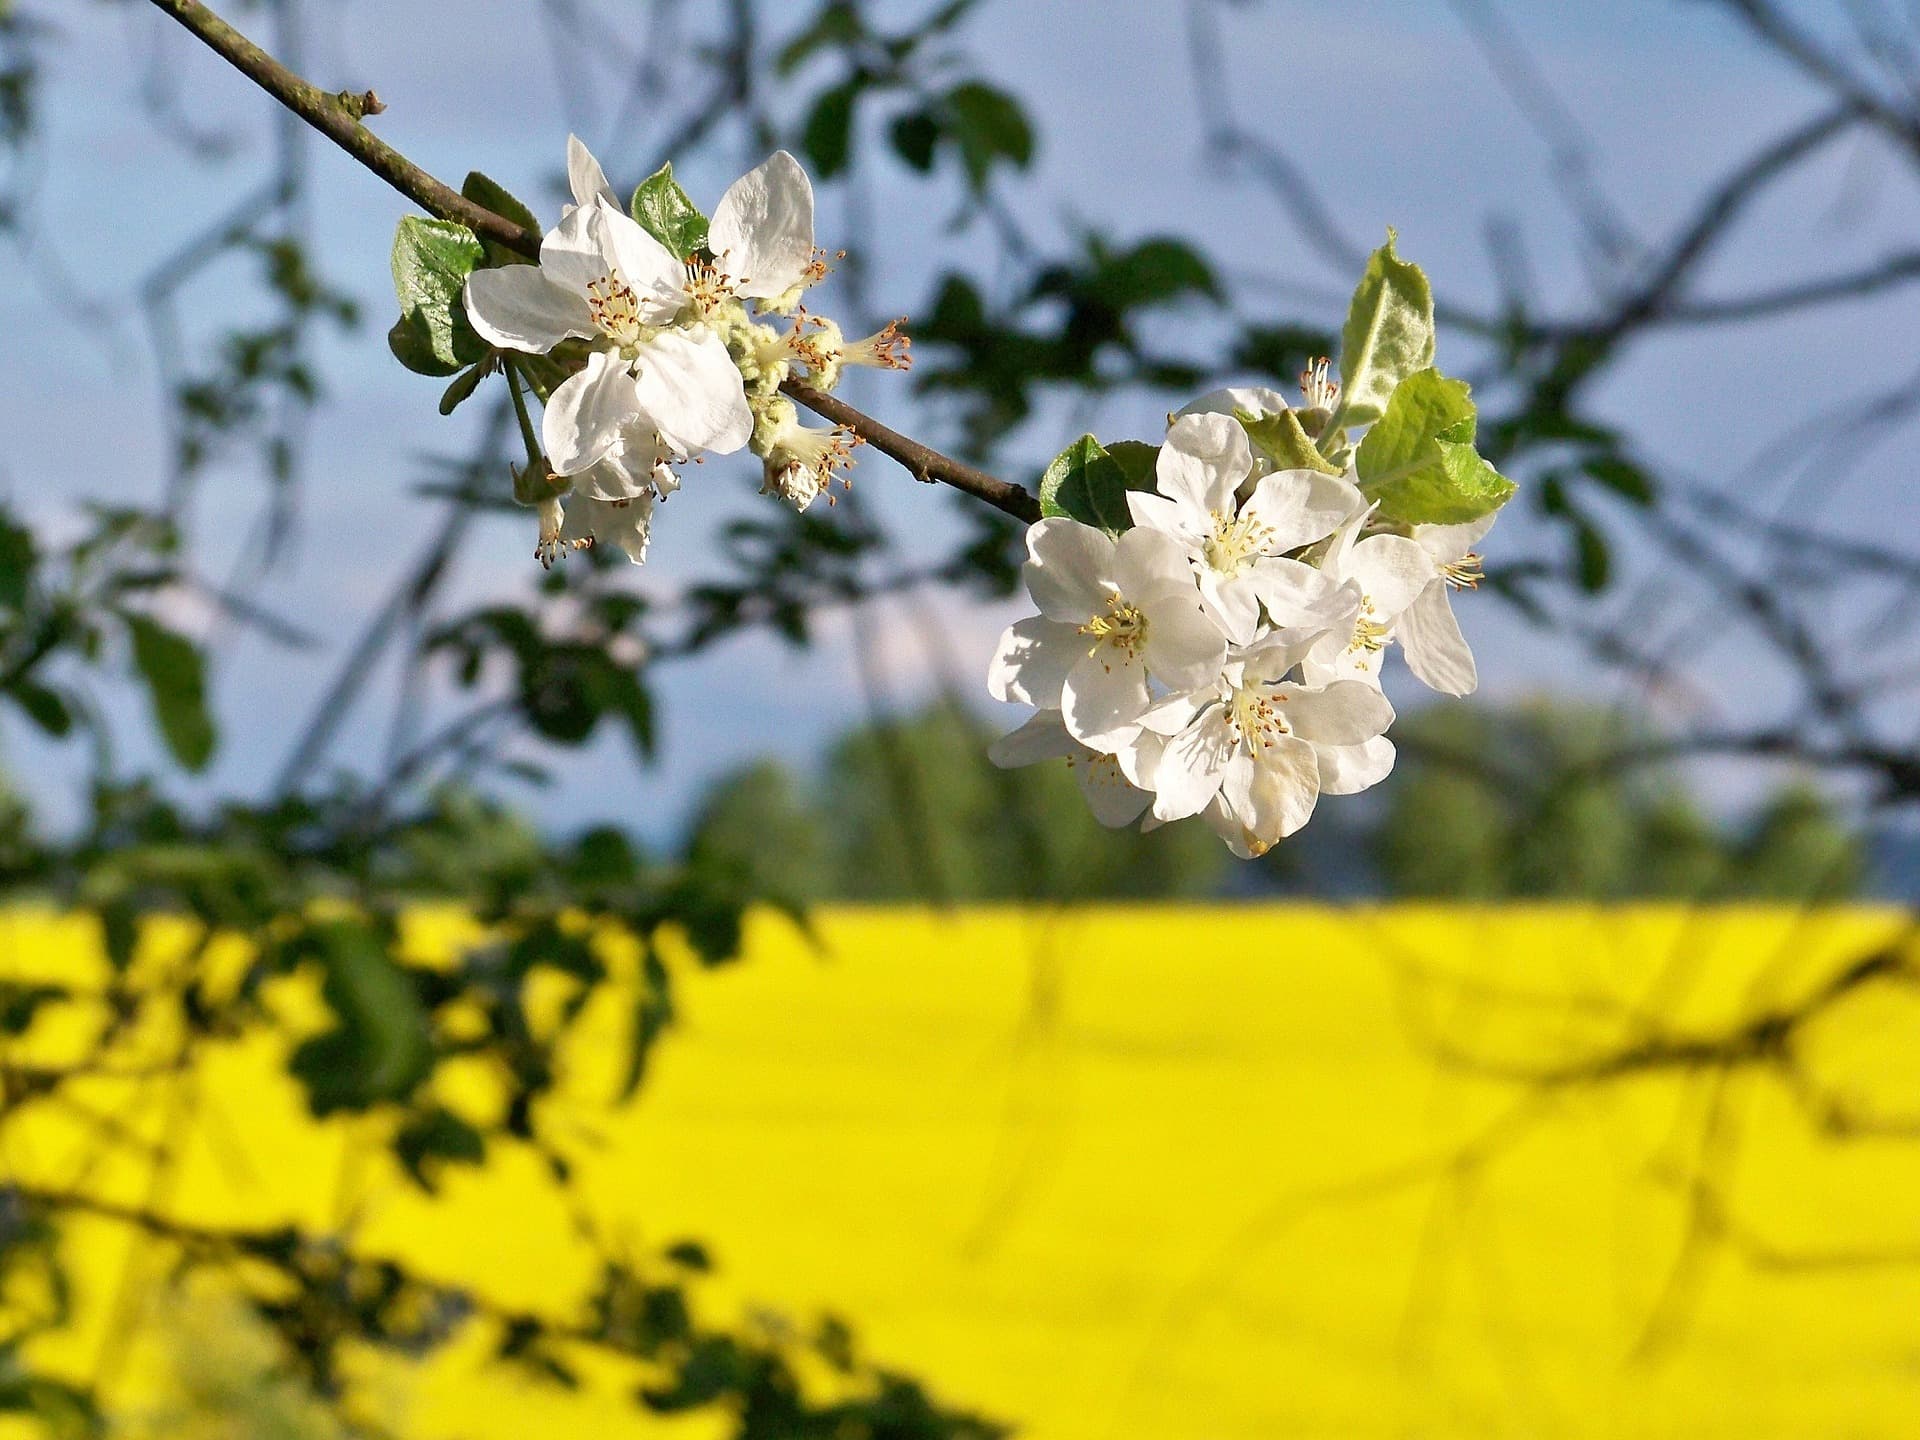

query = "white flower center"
[1442, 553, 1483, 589]
[586, 274, 645, 348]
[1226, 683, 1290, 753]
[1203, 510, 1275, 577]
[1077, 595, 1148, 657]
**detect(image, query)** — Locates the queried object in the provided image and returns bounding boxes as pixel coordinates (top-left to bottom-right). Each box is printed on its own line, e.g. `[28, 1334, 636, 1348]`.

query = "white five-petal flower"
[988, 519, 1227, 750]
[1127, 412, 1361, 644]
[1145, 630, 1396, 855]
[463, 138, 752, 485]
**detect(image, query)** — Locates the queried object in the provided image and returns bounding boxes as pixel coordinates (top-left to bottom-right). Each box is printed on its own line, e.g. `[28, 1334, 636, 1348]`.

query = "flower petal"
[1314, 735, 1396, 796]
[463, 264, 595, 353]
[987, 709, 1085, 768]
[1140, 592, 1226, 690]
[1062, 646, 1150, 749]
[1126, 489, 1200, 542]
[567, 134, 620, 210]
[1078, 755, 1152, 828]
[634, 327, 752, 456]
[1278, 678, 1394, 746]
[538, 201, 612, 297]
[1112, 524, 1195, 600]
[1159, 412, 1250, 517]
[1023, 519, 1115, 622]
[1242, 470, 1365, 553]
[595, 201, 685, 320]
[1396, 582, 1479, 695]
[543, 350, 639, 475]
[709, 151, 815, 300]
[1174, 385, 1291, 422]
[1246, 556, 1342, 630]
[1228, 733, 1320, 848]
[1202, 791, 1261, 859]
[1348, 533, 1437, 618]
[1414, 512, 1497, 565]
[1152, 704, 1234, 822]
[987, 617, 1081, 707]
[1112, 727, 1166, 791]
[1198, 569, 1261, 646]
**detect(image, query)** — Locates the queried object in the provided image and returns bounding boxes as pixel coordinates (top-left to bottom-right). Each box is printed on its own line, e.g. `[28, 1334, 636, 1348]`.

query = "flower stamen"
[1442, 552, 1483, 589]
[585, 274, 644, 348]
[1077, 596, 1148, 657]
[1300, 356, 1339, 412]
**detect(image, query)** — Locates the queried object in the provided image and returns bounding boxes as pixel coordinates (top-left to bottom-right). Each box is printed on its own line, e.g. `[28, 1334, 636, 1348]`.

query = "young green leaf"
[1105, 440, 1161, 492]
[1339, 230, 1435, 429]
[629, 163, 709, 258]
[125, 614, 216, 771]
[439, 360, 491, 416]
[1039, 434, 1131, 534]
[461, 171, 541, 266]
[1355, 368, 1515, 525]
[1237, 409, 1342, 477]
[389, 216, 486, 376]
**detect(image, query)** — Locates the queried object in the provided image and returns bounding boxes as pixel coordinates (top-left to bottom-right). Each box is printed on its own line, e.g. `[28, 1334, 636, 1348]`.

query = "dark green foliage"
[1376, 701, 1867, 902]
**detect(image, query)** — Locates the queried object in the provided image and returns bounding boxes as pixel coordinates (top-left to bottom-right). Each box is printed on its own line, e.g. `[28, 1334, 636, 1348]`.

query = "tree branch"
[781, 379, 1040, 523]
[146, 0, 1038, 524]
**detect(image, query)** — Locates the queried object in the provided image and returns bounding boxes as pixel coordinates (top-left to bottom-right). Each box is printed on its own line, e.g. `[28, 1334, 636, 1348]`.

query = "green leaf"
[12, 682, 70, 737]
[802, 78, 861, 179]
[629, 163, 709, 259]
[289, 922, 434, 1115]
[0, 511, 34, 610]
[1039, 435, 1131, 534]
[889, 109, 940, 172]
[944, 81, 1033, 189]
[461, 171, 540, 266]
[1583, 454, 1656, 506]
[1355, 368, 1515, 525]
[1574, 513, 1611, 592]
[394, 1105, 486, 1191]
[439, 361, 490, 416]
[1237, 408, 1341, 477]
[1339, 229, 1435, 429]
[125, 615, 215, 772]
[389, 216, 486, 376]
[1105, 440, 1160, 491]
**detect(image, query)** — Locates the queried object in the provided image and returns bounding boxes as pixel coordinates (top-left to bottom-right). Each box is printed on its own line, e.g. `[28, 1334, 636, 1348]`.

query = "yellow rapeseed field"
[3, 904, 1920, 1438]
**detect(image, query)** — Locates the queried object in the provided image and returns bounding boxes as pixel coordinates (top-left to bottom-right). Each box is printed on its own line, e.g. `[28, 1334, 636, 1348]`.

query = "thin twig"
[145, 0, 1038, 523]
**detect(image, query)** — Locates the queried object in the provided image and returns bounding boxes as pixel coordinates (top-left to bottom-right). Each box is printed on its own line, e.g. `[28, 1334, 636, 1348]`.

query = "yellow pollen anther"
[1350, 616, 1389, 653]
[1204, 510, 1276, 575]
[684, 254, 735, 314]
[586, 274, 645, 346]
[1442, 552, 1483, 589]
[1077, 596, 1148, 655]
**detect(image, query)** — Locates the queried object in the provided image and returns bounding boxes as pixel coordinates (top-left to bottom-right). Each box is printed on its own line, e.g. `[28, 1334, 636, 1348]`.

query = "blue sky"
[6, 0, 1916, 841]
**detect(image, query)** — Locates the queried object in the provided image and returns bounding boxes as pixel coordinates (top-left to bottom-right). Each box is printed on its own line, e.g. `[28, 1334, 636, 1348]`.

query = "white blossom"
[1127, 412, 1360, 644]
[1144, 631, 1396, 856]
[463, 138, 752, 484]
[988, 519, 1227, 749]
[1299, 511, 1440, 688]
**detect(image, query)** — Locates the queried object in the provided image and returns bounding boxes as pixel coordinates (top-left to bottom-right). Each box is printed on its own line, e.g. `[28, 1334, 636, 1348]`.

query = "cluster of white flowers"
[987, 382, 1495, 858]
[462, 139, 908, 567]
